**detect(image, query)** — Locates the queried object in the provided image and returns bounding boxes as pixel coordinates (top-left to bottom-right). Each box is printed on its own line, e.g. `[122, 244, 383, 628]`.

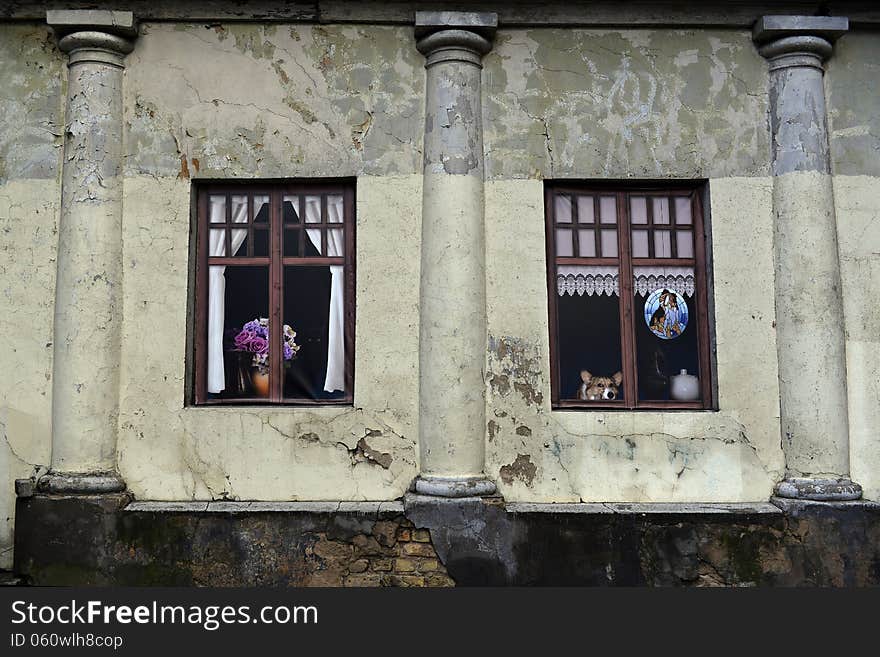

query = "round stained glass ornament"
[644, 288, 688, 340]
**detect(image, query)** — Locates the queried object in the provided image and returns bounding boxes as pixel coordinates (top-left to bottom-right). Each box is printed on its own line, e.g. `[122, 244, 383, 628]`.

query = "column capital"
[415, 11, 497, 67]
[753, 15, 848, 70]
[47, 9, 138, 66]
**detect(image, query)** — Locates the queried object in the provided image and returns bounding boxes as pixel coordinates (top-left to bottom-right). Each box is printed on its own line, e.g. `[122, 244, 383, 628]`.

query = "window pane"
[231, 195, 248, 226]
[652, 197, 670, 224]
[304, 195, 321, 223]
[576, 196, 594, 224]
[676, 231, 694, 258]
[283, 195, 300, 224]
[327, 195, 344, 223]
[578, 229, 595, 257]
[254, 195, 270, 223]
[635, 284, 700, 402]
[209, 229, 226, 257]
[209, 265, 269, 400]
[556, 265, 622, 401]
[654, 230, 672, 257]
[327, 228, 344, 257]
[675, 197, 692, 224]
[284, 229, 301, 257]
[555, 195, 572, 223]
[630, 196, 647, 224]
[632, 229, 649, 258]
[601, 229, 618, 257]
[254, 228, 269, 257]
[231, 229, 248, 257]
[600, 196, 616, 223]
[209, 195, 226, 223]
[556, 229, 573, 257]
[305, 228, 322, 255]
[283, 265, 345, 400]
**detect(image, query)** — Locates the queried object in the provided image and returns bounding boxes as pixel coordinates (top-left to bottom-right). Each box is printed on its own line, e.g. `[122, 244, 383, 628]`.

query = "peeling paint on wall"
[484, 178, 786, 502]
[499, 454, 537, 487]
[124, 23, 424, 180]
[116, 175, 422, 501]
[483, 29, 770, 180]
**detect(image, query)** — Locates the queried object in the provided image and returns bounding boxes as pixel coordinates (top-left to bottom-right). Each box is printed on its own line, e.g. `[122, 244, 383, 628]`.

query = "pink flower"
[250, 336, 269, 354]
[234, 330, 254, 349]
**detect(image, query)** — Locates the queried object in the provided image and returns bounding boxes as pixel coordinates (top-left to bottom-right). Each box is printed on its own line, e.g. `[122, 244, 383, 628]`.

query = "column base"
[413, 475, 497, 498]
[38, 471, 126, 494]
[774, 477, 862, 501]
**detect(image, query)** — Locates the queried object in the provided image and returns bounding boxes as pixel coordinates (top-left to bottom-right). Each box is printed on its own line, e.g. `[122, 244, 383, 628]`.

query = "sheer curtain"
[207, 196, 261, 393]
[304, 195, 345, 393]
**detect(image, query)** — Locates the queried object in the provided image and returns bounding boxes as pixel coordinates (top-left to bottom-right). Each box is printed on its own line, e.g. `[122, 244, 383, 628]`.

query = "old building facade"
[2, 1, 879, 585]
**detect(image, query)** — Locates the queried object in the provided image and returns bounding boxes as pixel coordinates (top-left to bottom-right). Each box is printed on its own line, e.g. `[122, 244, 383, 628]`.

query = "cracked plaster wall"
[826, 33, 880, 500]
[482, 29, 770, 180]
[481, 28, 786, 502]
[125, 23, 424, 180]
[482, 27, 879, 502]
[115, 23, 426, 501]
[2, 22, 879, 552]
[0, 24, 62, 567]
[117, 175, 422, 500]
[485, 177, 786, 502]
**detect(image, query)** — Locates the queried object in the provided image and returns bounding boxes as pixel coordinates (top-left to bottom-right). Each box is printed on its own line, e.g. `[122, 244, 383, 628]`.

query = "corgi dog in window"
[578, 370, 623, 401]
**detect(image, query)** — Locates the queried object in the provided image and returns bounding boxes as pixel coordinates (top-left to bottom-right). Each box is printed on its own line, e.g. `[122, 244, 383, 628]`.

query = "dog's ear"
[612, 371, 623, 386]
[580, 370, 592, 383]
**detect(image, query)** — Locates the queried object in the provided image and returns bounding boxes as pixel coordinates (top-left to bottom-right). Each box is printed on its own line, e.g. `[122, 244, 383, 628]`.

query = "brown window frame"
[544, 181, 714, 410]
[193, 180, 356, 406]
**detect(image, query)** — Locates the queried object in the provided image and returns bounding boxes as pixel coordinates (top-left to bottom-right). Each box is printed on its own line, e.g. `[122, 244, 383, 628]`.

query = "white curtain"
[304, 196, 346, 393]
[207, 196, 256, 393]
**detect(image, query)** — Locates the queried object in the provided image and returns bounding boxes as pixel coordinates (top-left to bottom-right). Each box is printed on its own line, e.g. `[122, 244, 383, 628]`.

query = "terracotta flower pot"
[251, 369, 270, 397]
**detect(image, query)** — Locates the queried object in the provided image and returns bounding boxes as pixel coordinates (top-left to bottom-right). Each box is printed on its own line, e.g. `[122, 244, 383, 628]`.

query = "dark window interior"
[195, 183, 354, 405]
[547, 185, 713, 410]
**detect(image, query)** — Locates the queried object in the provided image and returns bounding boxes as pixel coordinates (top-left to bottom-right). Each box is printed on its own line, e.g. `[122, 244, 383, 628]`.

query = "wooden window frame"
[545, 181, 714, 411]
[193, 180, 356, 406]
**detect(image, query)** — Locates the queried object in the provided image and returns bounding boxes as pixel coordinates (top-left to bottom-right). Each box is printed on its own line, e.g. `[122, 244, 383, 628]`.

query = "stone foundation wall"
[13, 493, 880, 587]
[13, 496, 453, 587]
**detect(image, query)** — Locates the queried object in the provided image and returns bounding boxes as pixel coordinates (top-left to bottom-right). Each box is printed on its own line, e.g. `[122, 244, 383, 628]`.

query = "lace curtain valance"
[557, 265, 695, 297]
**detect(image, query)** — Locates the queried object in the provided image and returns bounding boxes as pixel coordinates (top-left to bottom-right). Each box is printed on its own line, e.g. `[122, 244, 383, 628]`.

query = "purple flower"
[250, 336, 269, 355]
[233, 317, 299, 364]
[234, 329, 254, 349]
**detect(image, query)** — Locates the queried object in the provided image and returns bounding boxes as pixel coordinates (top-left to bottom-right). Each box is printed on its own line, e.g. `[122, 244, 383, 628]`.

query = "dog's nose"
[605, 390, 615, 400]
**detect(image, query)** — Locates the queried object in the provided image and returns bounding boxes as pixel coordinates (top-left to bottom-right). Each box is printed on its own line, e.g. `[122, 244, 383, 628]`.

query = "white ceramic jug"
[670, 369, 699, 401]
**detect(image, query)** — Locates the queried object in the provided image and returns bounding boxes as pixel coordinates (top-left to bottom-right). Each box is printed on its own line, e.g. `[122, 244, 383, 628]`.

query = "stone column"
[413, 12, 497, 497]
[754, 16, 861, 501]
[41, 11, 137, 493]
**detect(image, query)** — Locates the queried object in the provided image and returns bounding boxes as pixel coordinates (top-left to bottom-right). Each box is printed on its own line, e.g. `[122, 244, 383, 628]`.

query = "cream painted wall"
[117, 175, 422, 500]
[116, 23, 426, 500]
[834, 176, 880, 501]
[826, 33, 880, 501]
[484, 178, 784, 502]
[0, 24, 63, 568]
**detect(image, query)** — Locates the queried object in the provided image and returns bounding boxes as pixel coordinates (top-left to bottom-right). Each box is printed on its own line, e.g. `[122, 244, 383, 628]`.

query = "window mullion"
[195, 190, 209, 404]
[617, 191, 638, 409]
[692, 191, 713, 407]
[269, 190, 283, 402]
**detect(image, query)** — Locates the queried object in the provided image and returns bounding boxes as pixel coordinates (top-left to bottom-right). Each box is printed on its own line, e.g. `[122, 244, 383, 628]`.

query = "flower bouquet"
[232, 318, 300, 396]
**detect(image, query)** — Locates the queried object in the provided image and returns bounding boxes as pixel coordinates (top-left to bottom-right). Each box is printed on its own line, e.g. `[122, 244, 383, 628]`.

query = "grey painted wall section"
[124, 23, 425, 180]
[482, 28, 771, 180]
[826, 32, 880, 177]
[0, 24, 64, 182]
